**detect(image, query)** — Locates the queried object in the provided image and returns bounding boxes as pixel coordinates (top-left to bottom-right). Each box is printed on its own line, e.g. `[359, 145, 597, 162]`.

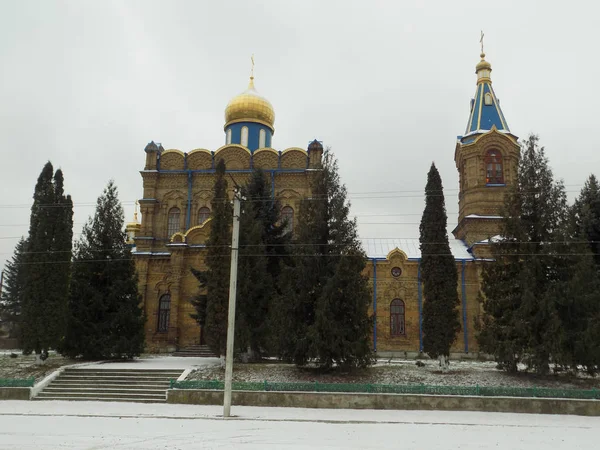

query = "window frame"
[281, 206, 294, 234]
[259, 129, 266, 148]
[167, 207, 181, 237]
[390, 298, 406, 337]
[157, 294, 171, 333]
[241, 126, 249, 147]
[484, 149, 504, 185]
[197, 206, 210, 225]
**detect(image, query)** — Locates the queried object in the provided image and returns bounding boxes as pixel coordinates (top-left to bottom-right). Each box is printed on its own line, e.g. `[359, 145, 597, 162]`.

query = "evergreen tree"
[62, 181, 144, 359]
[21, 162, 73, 355]
[235, 169, 288, 358]
[478, 135, 567, 374]
[0, 238, 28, 339]
[551, 176, 600, 374]
[571, 174, 600, 267]
[190, 159, 232, 358]
[277, 150, 373, 369]
[419, 163, 460, 369]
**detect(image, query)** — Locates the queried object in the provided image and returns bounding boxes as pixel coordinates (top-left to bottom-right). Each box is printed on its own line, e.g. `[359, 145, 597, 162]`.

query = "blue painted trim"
[372, 259, 377, 352]
[270, 170, 275, 200]
[417, 260, 423, 353]
[462, 260, 469, 353]
[185, 172, 192, 230]
[486, 183, 506, 187]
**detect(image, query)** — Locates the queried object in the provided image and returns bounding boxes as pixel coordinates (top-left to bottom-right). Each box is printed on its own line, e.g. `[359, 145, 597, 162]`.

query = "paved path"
[0, 400, 598, 449]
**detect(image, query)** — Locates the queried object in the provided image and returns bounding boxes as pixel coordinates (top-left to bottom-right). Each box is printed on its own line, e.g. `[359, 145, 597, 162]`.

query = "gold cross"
[250, 54, 255, 78]
[480, 30, 485, 54]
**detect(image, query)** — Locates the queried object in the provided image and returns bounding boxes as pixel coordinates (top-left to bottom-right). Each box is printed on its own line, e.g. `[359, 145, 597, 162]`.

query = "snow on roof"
[472, 235, 503, 245]
[465, 214, 503, 219]
[360, 238, 474, 261]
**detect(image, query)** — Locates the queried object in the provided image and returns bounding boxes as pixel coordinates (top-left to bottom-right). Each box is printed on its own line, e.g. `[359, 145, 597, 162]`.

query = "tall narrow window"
[484, 92, 493, 106]
[390, 299, 405, 337]
[241, 126, 249, 147]
[485, 149, 504, 184]
[281, 206, 294, 234]
[198, 206, 210, 224]
[259, 129, 266, 148]
[157, 294, 171, 332]
[167, 207, 180, 237]
[226, 128, 232, 145]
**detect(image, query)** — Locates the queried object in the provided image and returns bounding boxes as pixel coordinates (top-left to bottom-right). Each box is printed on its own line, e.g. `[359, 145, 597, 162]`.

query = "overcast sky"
[1, 0, 598, 269]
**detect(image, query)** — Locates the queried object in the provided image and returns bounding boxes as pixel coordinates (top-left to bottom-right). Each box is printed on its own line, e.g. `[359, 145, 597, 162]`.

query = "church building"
[129, 49, 519, 356]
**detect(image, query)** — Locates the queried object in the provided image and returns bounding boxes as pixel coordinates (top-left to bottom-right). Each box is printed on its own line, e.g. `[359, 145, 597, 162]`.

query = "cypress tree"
[62, 181, 144, 359]
[419, 163, 460, 369]
[21, 162, 73, 355]
[0, 237, 28, 339]
[478, 135, 567, 374]
[278, 150, 373, 369]
[190, 159, 232, 359]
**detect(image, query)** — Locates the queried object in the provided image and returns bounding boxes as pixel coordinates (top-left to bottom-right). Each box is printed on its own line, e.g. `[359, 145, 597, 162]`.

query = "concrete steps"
[172, 345, 216, 358]
[35, 368, 183, 403]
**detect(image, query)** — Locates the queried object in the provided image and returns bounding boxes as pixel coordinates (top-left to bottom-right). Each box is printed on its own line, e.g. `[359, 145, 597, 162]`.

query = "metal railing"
[170, 379, 600, 400]
[0, 378, 35, 388]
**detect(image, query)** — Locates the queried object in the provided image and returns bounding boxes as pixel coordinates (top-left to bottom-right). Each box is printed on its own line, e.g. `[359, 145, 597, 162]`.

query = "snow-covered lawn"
[0, 400, 598, 449]
[0, 352, 76, 382]
[188, 359, 600, 389]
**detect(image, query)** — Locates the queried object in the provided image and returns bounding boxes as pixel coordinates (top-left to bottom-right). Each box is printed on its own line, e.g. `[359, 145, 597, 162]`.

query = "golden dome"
[476, 52, 492, 72]
[224, 77, 275, 132]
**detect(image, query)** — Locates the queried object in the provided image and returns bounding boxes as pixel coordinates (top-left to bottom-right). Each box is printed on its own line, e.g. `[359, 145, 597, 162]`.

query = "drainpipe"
[462, 260, 469, 353]
[417, 260, 423, 353]
[372, 259, 377, 353]
[185, 171, 192, 230]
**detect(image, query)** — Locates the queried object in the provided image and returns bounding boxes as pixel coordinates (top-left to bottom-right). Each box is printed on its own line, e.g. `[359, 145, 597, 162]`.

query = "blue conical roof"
[459, 53, 515, 144]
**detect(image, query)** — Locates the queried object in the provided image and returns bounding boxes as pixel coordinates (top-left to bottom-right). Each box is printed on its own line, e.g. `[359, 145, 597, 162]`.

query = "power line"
[0, 184, 592, 209]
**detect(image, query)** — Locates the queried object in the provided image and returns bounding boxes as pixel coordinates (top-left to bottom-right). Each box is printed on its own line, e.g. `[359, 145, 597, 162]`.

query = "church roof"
[360, 238, 474, 261]
[464, 81, 509, 134]
[459, 51, 515, 143]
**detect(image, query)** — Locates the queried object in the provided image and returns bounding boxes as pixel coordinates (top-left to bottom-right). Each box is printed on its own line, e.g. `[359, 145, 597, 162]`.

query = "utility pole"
[0, 269, 4, 298]
[223, 188, 241, 418]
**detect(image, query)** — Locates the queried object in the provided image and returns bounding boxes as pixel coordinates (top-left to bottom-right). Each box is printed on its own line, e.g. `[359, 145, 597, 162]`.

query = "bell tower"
[453, 44, 520, 248]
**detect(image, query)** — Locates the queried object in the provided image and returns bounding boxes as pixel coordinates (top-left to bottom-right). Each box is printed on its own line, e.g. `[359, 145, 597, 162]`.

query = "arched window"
[281, 206, 294, 234]
[259, 129, 266, 148]
[198, 206, 210, 224]
[226, 128, 232, 145]
[157, 294, 171, 332]
[390, 299, 405, 337]
[167, 207, 180, 237]
[484, 92, 493, 106]
[485, 149, 504, 184]
[241, 126, 249, 147]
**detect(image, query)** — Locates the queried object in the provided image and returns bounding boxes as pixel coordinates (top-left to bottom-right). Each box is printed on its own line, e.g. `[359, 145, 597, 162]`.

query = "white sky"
[1, 0, 598, 269]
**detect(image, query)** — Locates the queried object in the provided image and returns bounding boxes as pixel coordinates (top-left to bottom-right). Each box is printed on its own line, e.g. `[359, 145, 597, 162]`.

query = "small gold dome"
[224, 77, 275, 132]
[476, 52, 492, 72]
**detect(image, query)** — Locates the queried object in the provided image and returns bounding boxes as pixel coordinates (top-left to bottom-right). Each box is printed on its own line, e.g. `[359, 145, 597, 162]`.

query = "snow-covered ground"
[188, 359, 600, 389]
[85, 356, 221, 370]
[0, 400, 598, 449]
